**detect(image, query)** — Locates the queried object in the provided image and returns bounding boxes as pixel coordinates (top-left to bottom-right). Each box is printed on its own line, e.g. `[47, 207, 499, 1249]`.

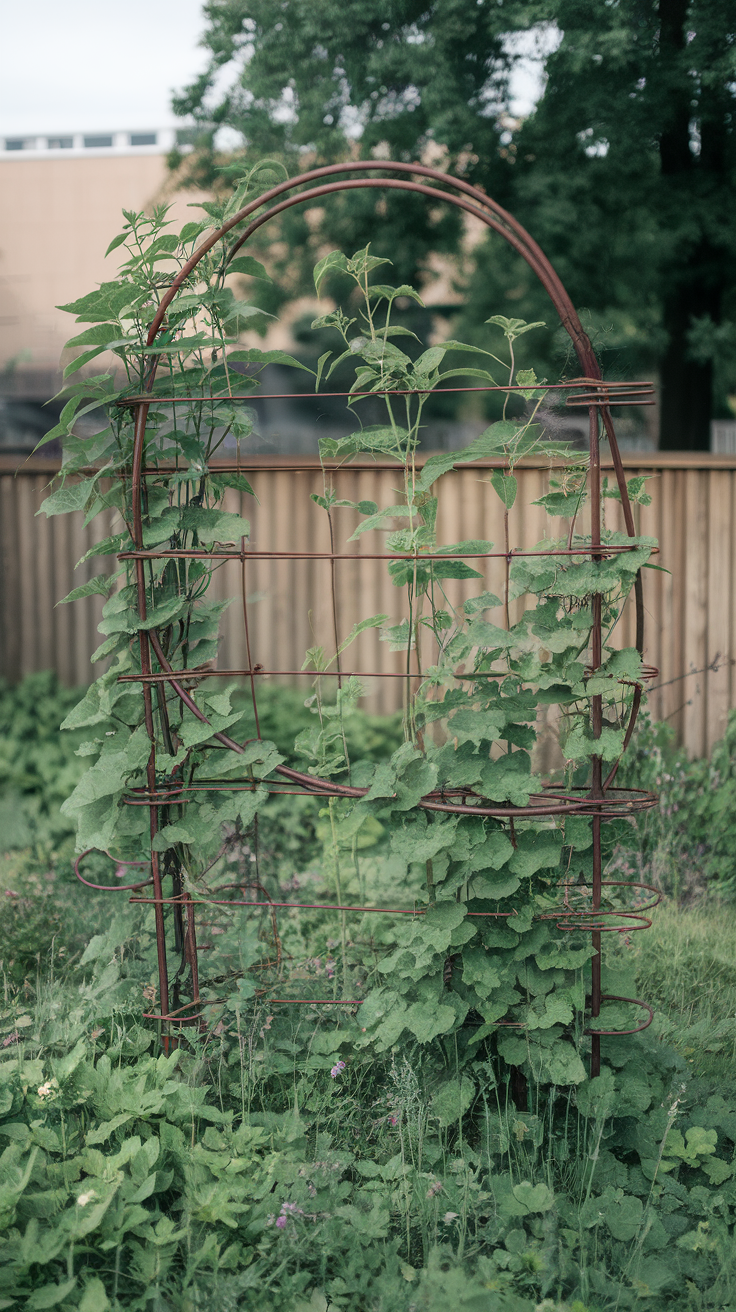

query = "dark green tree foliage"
[512, 0, 736, 449]
[173, 0, 736, 448]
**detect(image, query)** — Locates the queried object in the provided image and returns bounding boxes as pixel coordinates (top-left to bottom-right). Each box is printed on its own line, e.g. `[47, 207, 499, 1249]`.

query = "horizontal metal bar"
[114, 379, 654, 404]
[118, 544, 649, 562]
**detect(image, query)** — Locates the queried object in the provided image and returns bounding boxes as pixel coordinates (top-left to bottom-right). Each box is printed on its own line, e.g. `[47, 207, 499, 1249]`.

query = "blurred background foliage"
[170, 0, 736, 450]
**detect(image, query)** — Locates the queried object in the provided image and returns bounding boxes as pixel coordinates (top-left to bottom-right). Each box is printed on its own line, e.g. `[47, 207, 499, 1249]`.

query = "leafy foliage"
[42, 209, 658, 1097]
[2, 901, 736, 1309]
[172, 0, 736, 448]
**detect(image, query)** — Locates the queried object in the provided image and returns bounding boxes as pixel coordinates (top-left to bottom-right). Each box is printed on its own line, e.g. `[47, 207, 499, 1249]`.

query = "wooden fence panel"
[2, 453, 736, 756]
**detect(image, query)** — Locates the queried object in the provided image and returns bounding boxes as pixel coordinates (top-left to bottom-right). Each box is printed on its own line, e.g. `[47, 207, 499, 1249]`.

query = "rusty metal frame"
[78, 162, 657, 1077]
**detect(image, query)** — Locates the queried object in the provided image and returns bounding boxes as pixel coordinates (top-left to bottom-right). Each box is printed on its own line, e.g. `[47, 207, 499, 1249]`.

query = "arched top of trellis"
[146, 161, 600, 380]
[131, 159, 644, 566]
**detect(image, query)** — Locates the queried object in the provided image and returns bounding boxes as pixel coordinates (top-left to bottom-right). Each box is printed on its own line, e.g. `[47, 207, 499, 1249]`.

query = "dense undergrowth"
[2, 676, 736, 1310]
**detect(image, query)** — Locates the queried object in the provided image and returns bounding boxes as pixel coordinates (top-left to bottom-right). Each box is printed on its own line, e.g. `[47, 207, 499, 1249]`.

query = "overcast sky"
[0, 0, 210, 135]
[1, 1, 548, 138]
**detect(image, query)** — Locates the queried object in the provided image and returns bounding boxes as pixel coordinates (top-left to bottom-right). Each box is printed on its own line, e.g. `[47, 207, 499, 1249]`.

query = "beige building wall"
[0, 153, 207, 377]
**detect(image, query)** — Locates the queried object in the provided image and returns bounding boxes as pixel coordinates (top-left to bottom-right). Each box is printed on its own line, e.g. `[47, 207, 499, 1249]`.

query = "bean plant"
[40, 165, 655, 1089]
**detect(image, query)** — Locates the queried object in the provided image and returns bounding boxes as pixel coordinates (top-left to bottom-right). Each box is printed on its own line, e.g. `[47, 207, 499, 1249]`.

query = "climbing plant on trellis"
[45, 161, 659, 1087]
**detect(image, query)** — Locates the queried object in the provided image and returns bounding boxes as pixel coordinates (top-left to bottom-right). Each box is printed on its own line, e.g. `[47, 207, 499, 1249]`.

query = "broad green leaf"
[431, 1075, 475, 1125]
[512, 1181, 554, 1213]
[137, 594, 189, 630]
[65, 322, 124, 348]
[508, 829, 563, 878]
[314, 249, 349, 292]
[348, 505, 411, 539]
[227, 347, 314, 373]
[226, 255, 271, 280]
[79, 1277, 111, 1311]
[37, 482, 91, 517]
[181, 507, 250, 544]
[28, 1278, 78, 1309]
[602, 1191, 644, 1242]
[366, 283, 424, 305]
[403, 1000, 457, 1043]
[490, 470, 517, 510]
[461, 947, 501, 997]
[464, 591, 502, 616]
[58, 281, 137, 323]
[413, 346, 446, 374]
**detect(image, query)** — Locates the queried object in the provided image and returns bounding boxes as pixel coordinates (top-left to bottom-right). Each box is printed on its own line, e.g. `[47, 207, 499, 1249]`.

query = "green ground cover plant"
[3, 178, 736, 1308]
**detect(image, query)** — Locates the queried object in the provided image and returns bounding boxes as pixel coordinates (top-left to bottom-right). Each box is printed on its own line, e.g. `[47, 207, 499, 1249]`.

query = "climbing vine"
[40, 167, 656, 1088]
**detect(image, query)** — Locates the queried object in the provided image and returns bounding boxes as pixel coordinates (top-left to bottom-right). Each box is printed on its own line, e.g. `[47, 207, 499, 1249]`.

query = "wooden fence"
[2, 452, 735, 759]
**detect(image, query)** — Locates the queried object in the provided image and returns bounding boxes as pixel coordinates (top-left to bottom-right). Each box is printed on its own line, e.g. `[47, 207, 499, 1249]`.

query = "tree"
[174, 0, 736, 450]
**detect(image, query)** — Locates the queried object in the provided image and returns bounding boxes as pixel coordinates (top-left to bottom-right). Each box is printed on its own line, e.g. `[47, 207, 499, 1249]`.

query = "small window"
[130, 132, 157, 146]
[84, 135, 113, 148]
[48, 137, 73, 149]
[5, 139, 26, 151]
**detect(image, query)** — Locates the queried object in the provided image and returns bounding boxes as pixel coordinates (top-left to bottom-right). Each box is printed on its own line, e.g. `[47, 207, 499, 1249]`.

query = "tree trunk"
[656, 0, 720, 450]
[659, 282, 716, 452]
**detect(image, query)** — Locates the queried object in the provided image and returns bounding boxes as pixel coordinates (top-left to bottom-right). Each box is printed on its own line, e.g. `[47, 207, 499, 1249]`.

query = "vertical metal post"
[589, 402, 603, 1078]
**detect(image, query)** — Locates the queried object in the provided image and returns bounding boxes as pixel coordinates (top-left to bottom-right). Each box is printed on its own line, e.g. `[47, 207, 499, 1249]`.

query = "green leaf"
[78, 1278, 110, 1312]
[508, 829, 563, 878]
[512, 1181, 554, 1213]
[602, 1191, 644, 1242]
[486, 315, 546, 340]
[65, 322, 125, 348]
[428, 560, 483, 581]
[403, 1000, 457, 1043]
[226, 255, 271, 280]
[315, 350, 332, 391]
[63, 346, 117, 380]
[366, 283, 424, 306]
[28, 1279, 77, 1309]
[348, 505, 411, 539]
[181, 507, 250, 544]
[57, 569, 122, 605]
[37, 482, 90, 517]
[413, 346, 446, 374]
[431, 1075, 475, 1126]
[461, 947, 502, 997]
[227, 347, 314, 373]
[464, 591, 502, 616]
[336, 614, 389, 656]
[137, 594, 189, 630]
[105, 231, 128, 257]
[314, 249, 349, 292]
[490, 470, 517, 510]
[58, 280, 136, 323]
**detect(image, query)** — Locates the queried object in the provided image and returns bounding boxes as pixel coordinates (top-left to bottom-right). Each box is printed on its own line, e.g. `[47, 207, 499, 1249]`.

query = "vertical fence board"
[706, 471, 732, 749]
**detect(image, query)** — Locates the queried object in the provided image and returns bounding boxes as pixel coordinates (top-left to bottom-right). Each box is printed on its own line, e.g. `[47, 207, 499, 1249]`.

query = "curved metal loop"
[584, 996, 654, 1037]
[75, 848, 153, 892]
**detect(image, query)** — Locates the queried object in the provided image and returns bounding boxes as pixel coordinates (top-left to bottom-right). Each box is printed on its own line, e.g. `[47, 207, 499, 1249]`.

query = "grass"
[634, 899, 736, 1086]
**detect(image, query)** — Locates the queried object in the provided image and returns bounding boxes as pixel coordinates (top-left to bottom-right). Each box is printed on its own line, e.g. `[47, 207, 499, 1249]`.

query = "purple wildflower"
[330, 1060, 346, 1078]
[275, 1215, 287, 1229]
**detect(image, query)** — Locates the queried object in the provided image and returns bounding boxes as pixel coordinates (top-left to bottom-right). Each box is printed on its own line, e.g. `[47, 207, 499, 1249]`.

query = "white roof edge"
[0, 128, 193, 159]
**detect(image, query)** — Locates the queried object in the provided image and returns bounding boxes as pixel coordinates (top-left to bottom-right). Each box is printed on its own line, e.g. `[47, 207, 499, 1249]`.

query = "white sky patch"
[0, 0, 210, 135]
[505, 24, 562, 118]
[1, 7, 563, 140]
